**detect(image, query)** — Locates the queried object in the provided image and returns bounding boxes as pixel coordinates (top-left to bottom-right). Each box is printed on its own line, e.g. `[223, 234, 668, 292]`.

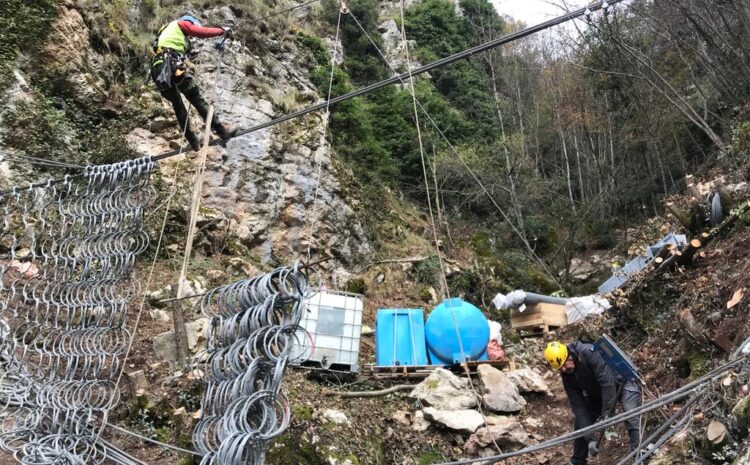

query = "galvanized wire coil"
[192, 263, 309, 465]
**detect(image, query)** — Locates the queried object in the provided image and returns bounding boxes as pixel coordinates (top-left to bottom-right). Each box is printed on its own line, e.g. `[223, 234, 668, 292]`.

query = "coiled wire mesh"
[193, 263, 311, 465]
[0, 157, 155, 464]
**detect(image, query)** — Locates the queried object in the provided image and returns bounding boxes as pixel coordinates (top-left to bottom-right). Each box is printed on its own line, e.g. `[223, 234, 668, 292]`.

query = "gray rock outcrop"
[423, 407, 484, 435]
[465, 416, 531, 454]
[410, 367, 478, 410]
[506, 368, 549, 393]
[477, 365, 526, 413]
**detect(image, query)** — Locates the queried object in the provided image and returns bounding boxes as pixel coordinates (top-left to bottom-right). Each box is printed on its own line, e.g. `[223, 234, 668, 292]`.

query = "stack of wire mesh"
[192, 264, 311, 465]
[0, 157, 155, 464]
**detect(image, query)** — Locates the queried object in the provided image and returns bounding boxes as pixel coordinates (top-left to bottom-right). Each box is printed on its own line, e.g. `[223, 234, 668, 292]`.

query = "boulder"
[186, 318, 210, 352]
[506, 368, 549, 393]
[412, 410, 430, 432]
[150, 309, 172, 322]
[320, 409, 350, 425]
[569, 258, 598, 282]
[410, 367, 478, 410]
[153, 331, 177, 363]
[477, 365, 526, 413]
[465, 416, 531, 454]
[732, 395, 750, 430]
[423, 408, 484, 435]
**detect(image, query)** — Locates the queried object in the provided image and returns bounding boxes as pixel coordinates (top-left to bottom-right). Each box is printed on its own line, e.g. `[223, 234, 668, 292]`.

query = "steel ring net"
[0, 158, 155, 464]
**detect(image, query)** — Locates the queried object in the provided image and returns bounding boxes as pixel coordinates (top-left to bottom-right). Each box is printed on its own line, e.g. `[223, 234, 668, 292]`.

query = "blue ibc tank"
[375, 309, 428, 366]
[425, 298, 489, 365]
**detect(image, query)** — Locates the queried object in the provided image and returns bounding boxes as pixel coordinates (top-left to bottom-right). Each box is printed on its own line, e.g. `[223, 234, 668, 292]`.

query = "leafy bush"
[414, 256, 440, 286]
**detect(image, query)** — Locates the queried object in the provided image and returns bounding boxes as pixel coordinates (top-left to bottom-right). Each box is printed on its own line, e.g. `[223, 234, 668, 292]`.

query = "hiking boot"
[215, 123, 238, 141]
[187, 134, 203, 152]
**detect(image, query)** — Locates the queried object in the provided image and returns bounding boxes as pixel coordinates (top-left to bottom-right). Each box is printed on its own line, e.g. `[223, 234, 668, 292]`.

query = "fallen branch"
[323, 384, 413, 398]
[356, 256, 430, 273]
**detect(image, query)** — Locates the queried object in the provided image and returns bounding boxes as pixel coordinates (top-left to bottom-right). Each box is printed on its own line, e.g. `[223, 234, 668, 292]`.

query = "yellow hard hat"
[544, 341, 569, 370]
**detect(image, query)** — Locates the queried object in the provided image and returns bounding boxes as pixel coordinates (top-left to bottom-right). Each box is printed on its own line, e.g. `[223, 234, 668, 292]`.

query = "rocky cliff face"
[3, 3, 372, 270]
[129, 10, 372, 267]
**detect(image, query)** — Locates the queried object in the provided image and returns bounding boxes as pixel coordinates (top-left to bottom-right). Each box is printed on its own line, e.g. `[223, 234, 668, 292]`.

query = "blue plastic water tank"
[375, 309, 428, 366]
[425, 298, 489, 365]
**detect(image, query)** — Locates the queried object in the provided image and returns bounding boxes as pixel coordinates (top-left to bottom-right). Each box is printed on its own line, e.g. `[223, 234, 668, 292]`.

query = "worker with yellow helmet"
[545, 340, 642, 465]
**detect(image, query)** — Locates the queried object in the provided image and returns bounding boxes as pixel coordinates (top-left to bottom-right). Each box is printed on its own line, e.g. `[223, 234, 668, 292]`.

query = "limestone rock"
[360, 325, 374, 336]
[412, 410, 430, 432]
[423, 407, 484, 435]
[506, 368, 549, 393]
[42, 7, 106, 106]
[569, 258, 598, 282]
[153, 331, 177, 363]
[150, 309, 172, 322]
[477, 365, 526, 413]
[126, 370, 149, 394]
[186, 318, 210, 352]
[320, 409, 350, 425]
[410, 367, 478, 410]
[465, 416, 531, 454]
[732, 395, 750, 430]
[391, 410, 411, 426]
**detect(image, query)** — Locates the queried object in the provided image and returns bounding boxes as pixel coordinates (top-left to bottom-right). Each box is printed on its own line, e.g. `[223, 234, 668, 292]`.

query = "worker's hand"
[222, 27, 234, 38]
[588, 440, 599, 456]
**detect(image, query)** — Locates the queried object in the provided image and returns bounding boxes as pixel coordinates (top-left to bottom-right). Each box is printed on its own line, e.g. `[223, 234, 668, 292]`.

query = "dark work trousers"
[571, 379, 642, 465]
[159, 75, 222, 144]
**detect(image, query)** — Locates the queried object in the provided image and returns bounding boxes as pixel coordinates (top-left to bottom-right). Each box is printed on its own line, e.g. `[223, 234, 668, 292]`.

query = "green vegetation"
[0, 0, 57, 90]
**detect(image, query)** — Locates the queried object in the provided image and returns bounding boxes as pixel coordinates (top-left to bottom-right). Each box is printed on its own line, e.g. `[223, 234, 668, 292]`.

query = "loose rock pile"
[399, 367, 549, 456]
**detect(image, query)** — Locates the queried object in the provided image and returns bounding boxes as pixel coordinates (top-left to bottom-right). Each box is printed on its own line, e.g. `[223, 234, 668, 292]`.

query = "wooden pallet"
[516, 323, 563, 338]
[365, 359, 514, 380]
[510, 302, 567, 337]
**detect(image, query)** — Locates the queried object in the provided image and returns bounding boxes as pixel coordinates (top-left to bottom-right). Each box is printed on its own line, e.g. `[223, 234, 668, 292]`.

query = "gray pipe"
[523, 292, 569, 306]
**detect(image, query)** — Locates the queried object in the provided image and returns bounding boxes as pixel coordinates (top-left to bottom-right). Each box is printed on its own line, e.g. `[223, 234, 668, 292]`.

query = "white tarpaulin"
[492, 290, 527, 311]
[488, 320, 503, 345]
[565, 295, 612, 324]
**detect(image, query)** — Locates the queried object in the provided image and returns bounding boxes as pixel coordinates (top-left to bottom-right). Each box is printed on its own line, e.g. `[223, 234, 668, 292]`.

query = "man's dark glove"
[588, 440, 599, 456]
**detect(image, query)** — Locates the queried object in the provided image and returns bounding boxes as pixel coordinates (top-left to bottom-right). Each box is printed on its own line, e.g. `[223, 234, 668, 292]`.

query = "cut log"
[678, 239, 702, 265]
[666, 201, 693, 231]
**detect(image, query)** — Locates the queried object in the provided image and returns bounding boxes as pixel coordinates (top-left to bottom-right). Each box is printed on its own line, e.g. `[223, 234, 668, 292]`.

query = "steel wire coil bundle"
[193, 264, 310, 465]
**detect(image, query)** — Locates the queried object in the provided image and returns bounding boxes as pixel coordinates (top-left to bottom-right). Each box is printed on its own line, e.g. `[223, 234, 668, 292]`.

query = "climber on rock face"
[151, 14, 238, 151]
[544, 340, 643, 465]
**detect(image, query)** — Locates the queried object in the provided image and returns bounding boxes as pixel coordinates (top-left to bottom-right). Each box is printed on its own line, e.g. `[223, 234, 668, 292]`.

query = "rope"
[304, 5, 344, 261]
[93, 100, 195, 446]
[345, 8, 608, 325]
[176, 106, 214, 300]
[0, 151, 85, 169]
[397, 1, 503, 454]
[246, 0, 322, 26]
